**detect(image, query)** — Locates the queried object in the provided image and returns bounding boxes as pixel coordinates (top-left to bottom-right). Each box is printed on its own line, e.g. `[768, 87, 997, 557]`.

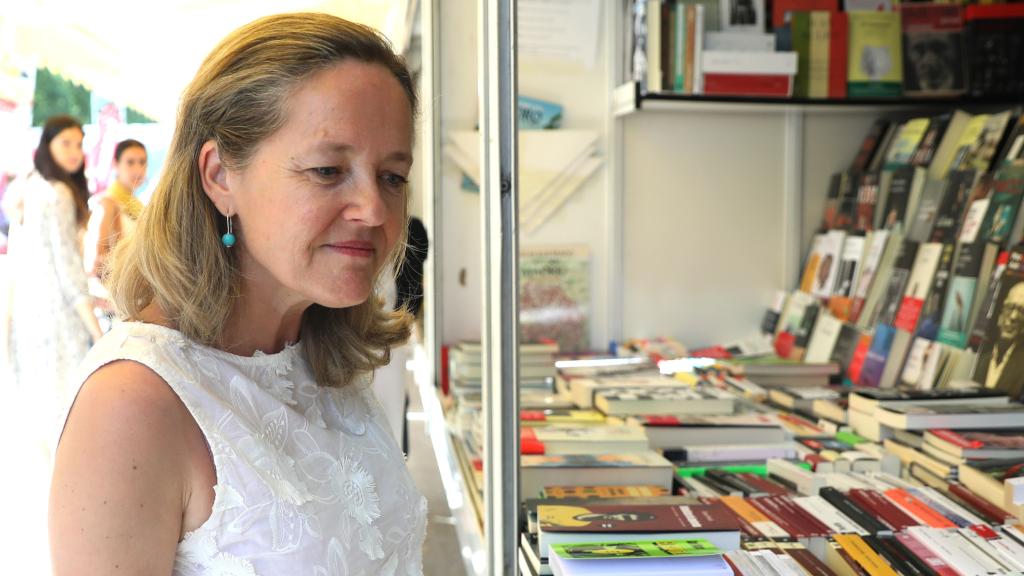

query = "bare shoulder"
[49, 360, 195, 575]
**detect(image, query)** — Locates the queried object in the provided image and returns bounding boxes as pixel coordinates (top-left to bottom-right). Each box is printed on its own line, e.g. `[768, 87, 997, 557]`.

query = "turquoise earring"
[222, 215, 236, 248]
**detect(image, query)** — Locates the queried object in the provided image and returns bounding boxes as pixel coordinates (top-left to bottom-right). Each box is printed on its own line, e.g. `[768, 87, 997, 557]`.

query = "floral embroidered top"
[68, 321, 427, 575]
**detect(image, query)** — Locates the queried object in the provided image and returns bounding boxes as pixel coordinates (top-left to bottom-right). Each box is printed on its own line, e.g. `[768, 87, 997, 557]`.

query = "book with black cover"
[972, 246, 1024, 400]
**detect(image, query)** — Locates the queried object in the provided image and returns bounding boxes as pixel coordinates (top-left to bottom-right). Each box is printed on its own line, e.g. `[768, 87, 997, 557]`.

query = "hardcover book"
[848, 11, 904, 97]
[900, 3, 966, 97]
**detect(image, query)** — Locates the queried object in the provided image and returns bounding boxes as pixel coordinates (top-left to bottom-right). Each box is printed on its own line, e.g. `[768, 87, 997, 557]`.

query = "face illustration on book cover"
[905, 35, 963, 92]
[816, 254, 834, 293]
[976, 279, 1024, 400]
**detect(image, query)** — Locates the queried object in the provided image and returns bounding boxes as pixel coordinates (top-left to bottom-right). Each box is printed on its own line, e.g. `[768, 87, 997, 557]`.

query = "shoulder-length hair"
[109, 12, 418, 388]
[35, 115, 89, 226]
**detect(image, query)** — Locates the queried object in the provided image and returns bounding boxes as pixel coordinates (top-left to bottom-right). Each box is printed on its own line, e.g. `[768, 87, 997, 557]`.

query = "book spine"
[719, 495, 792, 539]
[883, 489, 957, 529]
[833, 534, 901, 576]
[702, 73, 794, 97]
[894, 532, 960, 576]
[947, 483, 1015, 524]
[848, 488, 919, 531]
[775, 495, 832, 537]
[866, 535, 933, 576]
[749, 496, 805, 538]
[819, 487, 892, 534]
[829, 12, 848, 98]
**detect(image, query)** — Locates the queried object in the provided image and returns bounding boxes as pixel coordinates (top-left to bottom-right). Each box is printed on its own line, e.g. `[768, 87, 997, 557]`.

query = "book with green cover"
[792, 12, 812, 98]
[551, 538, 722, 560]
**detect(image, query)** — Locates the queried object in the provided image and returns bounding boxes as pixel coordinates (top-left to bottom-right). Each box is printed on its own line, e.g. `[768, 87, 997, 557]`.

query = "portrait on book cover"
[720, 0, 764, 32]
[903, 33, 965, 94]
[974, 277, 1024, 401]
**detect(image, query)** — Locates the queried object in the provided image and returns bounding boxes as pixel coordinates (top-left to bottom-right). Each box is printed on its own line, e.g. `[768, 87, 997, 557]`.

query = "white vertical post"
[479, 0, 520, 574]
[782, 110, 805, 287]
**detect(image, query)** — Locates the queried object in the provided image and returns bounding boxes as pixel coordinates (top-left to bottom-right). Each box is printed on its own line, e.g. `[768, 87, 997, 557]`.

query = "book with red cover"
[775, 495, 831, 537]
[829, 12, 848, 99]
[847, 489, 919, 531]
[883, 488, 957, 528]
[772, 0, 839, 29]
[538, 503, 738, 534]
[946, 483, 1015, 524]
[748, 497, 805, 538]
[703, 74, 794, 97]
[846, 333, 873, 384]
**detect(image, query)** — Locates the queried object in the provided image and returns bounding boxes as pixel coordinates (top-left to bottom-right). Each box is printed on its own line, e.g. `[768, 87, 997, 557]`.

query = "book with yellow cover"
[833, 534, 900, 576]
[847, 11, 903, 97]
[542, 485, 670, 499]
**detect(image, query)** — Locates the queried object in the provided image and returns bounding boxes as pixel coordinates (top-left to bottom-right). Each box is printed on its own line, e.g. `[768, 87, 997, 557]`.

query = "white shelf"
[612, 81, 1017, 117]
[413, 346, 486, 576]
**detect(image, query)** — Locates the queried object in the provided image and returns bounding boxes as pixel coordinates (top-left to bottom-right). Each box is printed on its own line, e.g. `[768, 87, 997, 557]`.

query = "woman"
[6, 115, 102, 433]
[50, 13, 426, 575]
[83, 139, 147, 283]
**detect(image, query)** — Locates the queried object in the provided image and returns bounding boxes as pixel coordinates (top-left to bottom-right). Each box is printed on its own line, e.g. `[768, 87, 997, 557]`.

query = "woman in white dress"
[6, 115, 103, 438]
[50, 14, 426, 575]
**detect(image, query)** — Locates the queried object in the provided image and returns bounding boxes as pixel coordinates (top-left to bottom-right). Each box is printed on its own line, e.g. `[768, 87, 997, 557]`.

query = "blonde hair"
[109, 13, 417, 387]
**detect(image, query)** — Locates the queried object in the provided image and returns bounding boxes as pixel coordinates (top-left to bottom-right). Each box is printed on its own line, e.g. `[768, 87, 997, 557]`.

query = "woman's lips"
[326, 241, 374, 258]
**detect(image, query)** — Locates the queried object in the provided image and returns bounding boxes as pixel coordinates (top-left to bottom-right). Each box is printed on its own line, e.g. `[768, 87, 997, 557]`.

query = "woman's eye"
[382, 173, 409, 189]
[312, 167, 340, 179]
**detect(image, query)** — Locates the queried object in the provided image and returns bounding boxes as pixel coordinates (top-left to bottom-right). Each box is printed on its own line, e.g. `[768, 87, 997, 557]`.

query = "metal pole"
[479, 0, 519, 573]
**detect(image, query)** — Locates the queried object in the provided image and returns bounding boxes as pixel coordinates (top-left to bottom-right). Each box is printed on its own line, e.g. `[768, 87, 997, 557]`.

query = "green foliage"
[126, 107, 155, 124]
[31, 68, 90, 126]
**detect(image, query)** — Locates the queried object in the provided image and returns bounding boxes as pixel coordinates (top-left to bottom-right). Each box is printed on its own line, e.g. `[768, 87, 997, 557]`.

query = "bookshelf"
[614, 81, 1024, 116]
[420, 1, 1024, 574]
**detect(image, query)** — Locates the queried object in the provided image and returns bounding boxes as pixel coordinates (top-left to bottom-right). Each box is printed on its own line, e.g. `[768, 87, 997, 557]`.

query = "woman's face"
[49, 127, 85, 174]
[227, 60, 412, 310]
[116, 146, 148, 191]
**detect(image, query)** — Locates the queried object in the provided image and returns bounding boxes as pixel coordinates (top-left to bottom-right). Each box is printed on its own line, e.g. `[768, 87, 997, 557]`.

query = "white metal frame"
[479, 0, 520, 574]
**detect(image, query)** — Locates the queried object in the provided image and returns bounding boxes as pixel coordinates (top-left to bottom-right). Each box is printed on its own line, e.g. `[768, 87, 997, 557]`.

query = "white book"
[813, 230, 847, 298]
[803, 313, 843, 364]
[907, 527, 992, 576]
[986, 535, 1024, 572]
[792, 496, 869, 535]
[901, 242, 945, 304]
[677, 443, 796, 462]
[693, 5, 705, 94]
[955, 528, 1016, 574]
[700, 50, 798, 75]
[703, 32, 774, 52]
[646, 0, 662, 92]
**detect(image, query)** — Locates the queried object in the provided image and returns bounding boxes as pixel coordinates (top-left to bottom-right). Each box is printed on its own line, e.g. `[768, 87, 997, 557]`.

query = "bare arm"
[50, 361, 194, 575]
[83, 196, 119, 278]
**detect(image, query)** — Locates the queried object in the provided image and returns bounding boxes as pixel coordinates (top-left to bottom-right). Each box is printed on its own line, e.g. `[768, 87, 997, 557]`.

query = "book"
[804, 313, 844, 363]
[998, 115, 1024, 169]
[851, 119, 892, 174]
[522, 409, 607, 427]
[593, 386, 736, 416]
[537, 503, 741, 559]
[853, 231, 901, 327]
[957, 457, 1024, 518]
[964, 4, 1024, 98]
[885, 118, 931, 170]
[858, 324, 896, 388]
[900, 4, 966, 97]
[627, 414, 787, 449]
[671, 443, 798, 463]
[913, 243, 955, 340]
[972, 247, 1024, 400]
[923, 429, 1024, 460]
[950, 111, 1015, 174]
[521, 426, 651, 455]
[522, 452, 676, 502]
[548, 539, 732, 576]
[893, 242, 945, 333]
[872, 240, 918, 327]
[541, 486, 670, 499]
[911, 113, 952, 169]
[937, 241, 1000, 348]
[875, 403, 1024, 430]
[848, 387, 1009, 415]
[847, 11, 903, 97]
[968, 249, 1011, 351]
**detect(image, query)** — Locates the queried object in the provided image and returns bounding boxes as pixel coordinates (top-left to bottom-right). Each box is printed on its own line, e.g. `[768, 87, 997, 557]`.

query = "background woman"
[6, 114, 102, 439]
[84, 139, 147, 283]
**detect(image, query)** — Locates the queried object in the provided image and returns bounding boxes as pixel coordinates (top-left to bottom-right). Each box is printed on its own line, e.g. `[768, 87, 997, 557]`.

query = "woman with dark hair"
[83, 139, 147, 288]
[5, 114, 102, 453]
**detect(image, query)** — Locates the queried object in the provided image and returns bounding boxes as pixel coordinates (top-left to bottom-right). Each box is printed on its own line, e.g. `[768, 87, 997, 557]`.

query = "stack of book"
[629, 0, 1024, 99]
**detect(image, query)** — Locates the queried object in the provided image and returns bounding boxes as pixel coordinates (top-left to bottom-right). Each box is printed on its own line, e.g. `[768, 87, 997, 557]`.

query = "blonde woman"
[50, 13, 425, 575]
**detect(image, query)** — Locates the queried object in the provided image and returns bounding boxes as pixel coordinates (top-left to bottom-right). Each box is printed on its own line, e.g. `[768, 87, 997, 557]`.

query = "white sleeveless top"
[69, 322, 427, 575]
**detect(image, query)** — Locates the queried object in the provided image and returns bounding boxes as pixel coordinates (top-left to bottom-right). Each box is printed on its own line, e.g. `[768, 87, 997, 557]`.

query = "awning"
[3, 0, 416, 122]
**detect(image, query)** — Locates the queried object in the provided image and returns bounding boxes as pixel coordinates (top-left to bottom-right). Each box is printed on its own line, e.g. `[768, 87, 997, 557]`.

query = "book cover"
[911, 113, 952, 169]
[771, 0, 837, 29]
[805, 312, 844, 363]
[998, 115, 1024, 169]
[901, 4, 966, 97]
[951, 111, 1014, 174]
[852, 120, 892, 174]
[835, 235, 867, 299]
[831, 323, 864, 376]
[847, 332, 874, 385]
[885, 118, 931, 169]
[968, 249, 1010, 351]
[542, 485, 670, 499]
[855, 174, 880, 232]
[972, 247, 1024, 400]
[848, 12, 904, 98]
[792, 12, 812, 98]
[879, 167, 915, 230]
[964, 4, 1024, 98]
[720, 0, 766, 33]
[812, 230, 847, 298]
[929, 170, 977, 244]
[984, 167, 1024, 247]
[914, 242, 955, 340]
[550, 538, 722, 560]
[849, 231, 887, 322]
[859, 323, 896, 387]
[520, 245, 590, 353]
[539, 503, 738, 533]
[893, 242, 944, 332]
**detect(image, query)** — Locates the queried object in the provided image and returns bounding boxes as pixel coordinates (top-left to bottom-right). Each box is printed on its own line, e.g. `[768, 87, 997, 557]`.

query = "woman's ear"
[198, 140, 233, 215]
